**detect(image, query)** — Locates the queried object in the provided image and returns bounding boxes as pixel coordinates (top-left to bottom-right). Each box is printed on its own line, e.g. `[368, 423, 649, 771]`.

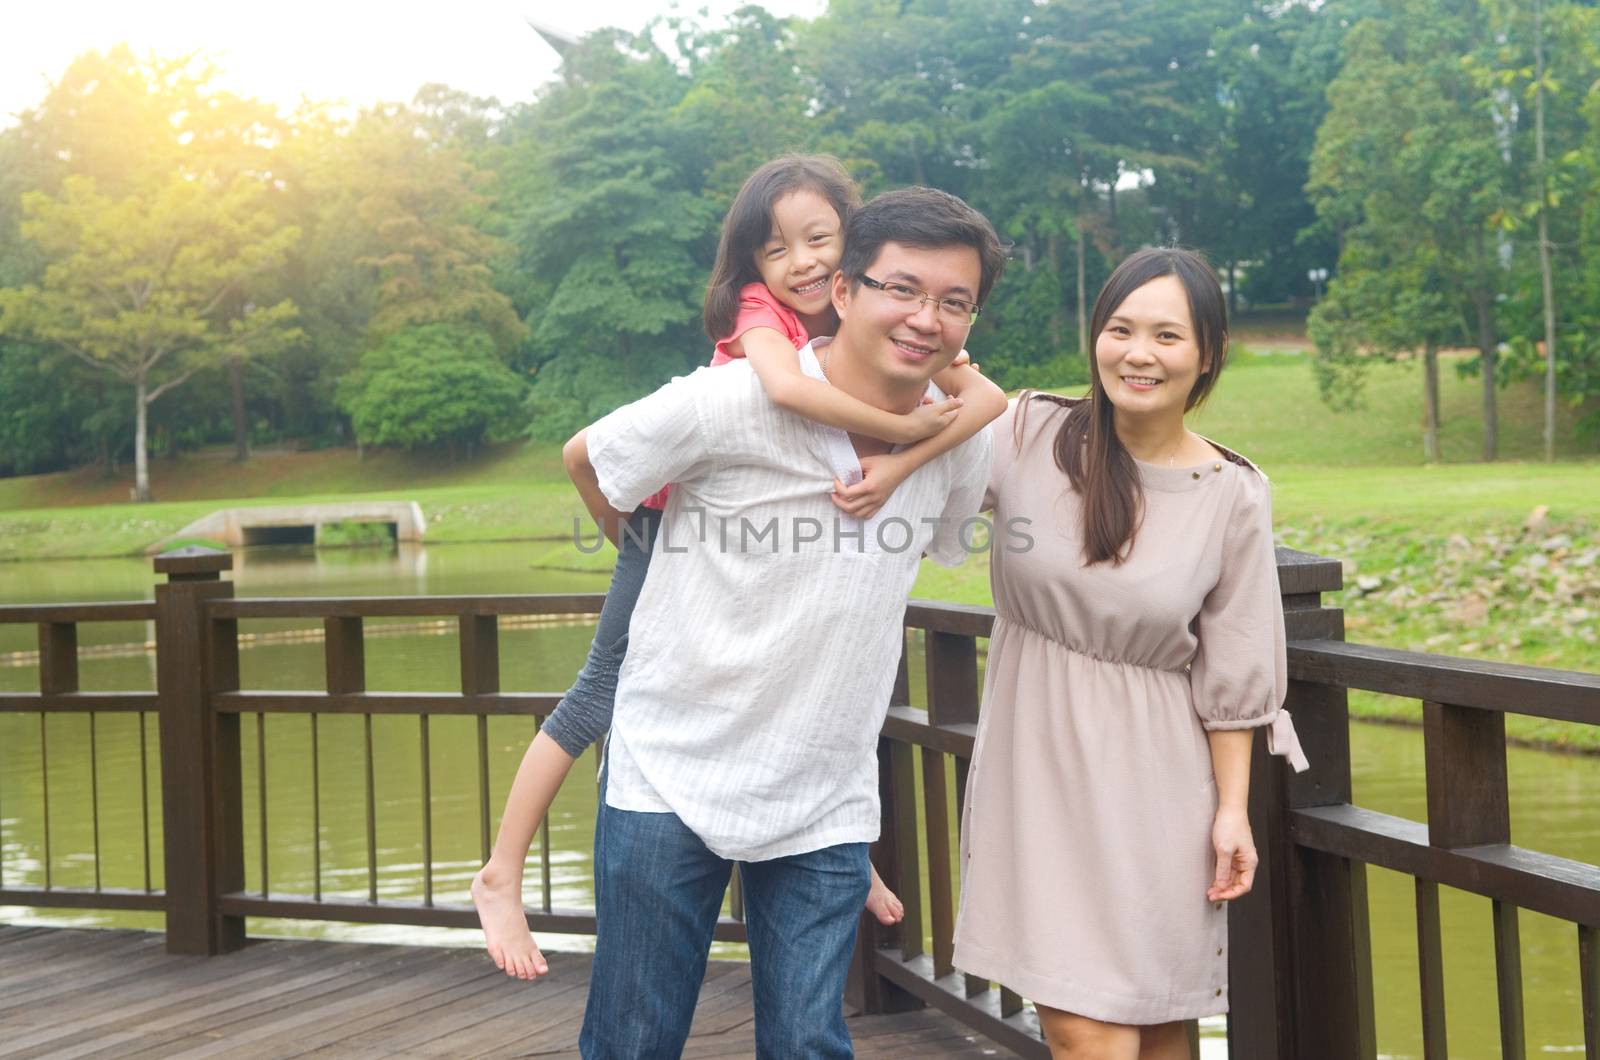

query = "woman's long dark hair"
[1025, 247, 1229, 566]
[702, 154, 861, 343]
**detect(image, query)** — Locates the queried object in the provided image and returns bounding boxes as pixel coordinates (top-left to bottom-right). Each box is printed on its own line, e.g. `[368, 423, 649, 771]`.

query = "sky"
[0, 1, 827, 126]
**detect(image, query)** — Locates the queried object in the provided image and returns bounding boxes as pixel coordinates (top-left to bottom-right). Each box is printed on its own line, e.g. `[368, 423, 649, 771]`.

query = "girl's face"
[755, 189, 844, 319]
[1094, 274, 1208, 423]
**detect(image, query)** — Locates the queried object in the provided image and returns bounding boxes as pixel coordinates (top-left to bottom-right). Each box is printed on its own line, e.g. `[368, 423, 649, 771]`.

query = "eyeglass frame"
[858, 273, 983, 324]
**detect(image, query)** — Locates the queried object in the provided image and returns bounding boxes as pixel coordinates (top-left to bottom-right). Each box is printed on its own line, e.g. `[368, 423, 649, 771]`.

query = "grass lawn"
[3, 353, 1596, 747]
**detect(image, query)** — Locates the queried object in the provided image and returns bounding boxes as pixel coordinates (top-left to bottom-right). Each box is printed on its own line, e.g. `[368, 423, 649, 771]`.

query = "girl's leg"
[1035, 1003, 1141, 1060]
[471, 730, 576, 978]
[472, 508, 661, 978]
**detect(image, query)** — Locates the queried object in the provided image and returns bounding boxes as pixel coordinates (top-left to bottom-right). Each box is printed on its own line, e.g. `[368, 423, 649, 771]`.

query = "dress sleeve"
[1189, 469, 1309, 772]
[982, 396, 1025, 512]
[586, 369, 718, 513]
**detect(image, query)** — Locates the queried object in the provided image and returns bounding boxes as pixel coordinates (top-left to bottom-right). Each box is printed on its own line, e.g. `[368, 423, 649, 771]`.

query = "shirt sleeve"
[712, 283, 806, 363]
[926, 426, 994, 567]
[586, 369, 718, 513]
[983, 396, 1024, 512]
[1190, 470, 1287, 731]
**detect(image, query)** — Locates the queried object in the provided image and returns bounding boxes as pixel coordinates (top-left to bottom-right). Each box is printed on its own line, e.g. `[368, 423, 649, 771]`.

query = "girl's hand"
[831, 453, 914, 520]
[1206, 806, 1257, 903]
[894, 397, 962, 444]
[950, 349, 982, 373]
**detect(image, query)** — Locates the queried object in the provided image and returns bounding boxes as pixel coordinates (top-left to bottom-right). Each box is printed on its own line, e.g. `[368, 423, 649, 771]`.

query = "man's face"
[830, 241, 981, 388]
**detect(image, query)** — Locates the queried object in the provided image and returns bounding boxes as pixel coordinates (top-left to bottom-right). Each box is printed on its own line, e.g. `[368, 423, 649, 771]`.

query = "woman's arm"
[830, 361, 1008, 520]
[1204, 728, 1257, 903]
[739, 328, 960, 444]
[563, 429, 631, 548]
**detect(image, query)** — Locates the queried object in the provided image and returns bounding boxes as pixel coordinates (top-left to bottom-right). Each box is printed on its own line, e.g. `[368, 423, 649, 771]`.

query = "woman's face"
[1093, 274, 1207, 423]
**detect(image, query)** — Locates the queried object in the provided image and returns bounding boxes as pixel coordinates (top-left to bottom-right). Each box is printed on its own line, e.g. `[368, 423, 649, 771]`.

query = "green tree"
[1308, 2, 1513, 460]
[503, 30, 718, 440]
[0, 174, 300, 500]
[338, 324, 526, 455]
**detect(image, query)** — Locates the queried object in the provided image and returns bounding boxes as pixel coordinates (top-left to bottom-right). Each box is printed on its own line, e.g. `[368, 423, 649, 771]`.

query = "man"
[564, 186, 1006, 1058]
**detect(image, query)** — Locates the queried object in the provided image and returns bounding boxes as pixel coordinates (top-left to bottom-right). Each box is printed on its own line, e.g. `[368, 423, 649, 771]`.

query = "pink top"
[642, 284, 810, 510]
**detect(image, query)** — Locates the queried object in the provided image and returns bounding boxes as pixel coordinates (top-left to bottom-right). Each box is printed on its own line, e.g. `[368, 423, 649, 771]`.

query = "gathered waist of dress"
[993, 614, 1190, 676]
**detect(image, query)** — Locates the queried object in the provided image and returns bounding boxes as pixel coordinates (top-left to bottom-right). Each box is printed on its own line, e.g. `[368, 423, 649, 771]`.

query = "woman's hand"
[831, 452, 914, 520]
[1206, 806, 1258, 903]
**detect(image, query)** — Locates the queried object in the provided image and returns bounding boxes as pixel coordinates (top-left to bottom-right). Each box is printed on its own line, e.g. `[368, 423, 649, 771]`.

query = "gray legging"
[540, 507, 661, 757]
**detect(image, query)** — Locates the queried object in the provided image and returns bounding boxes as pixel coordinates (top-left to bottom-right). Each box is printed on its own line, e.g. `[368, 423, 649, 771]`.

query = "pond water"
[1, 543, 1594, 1057]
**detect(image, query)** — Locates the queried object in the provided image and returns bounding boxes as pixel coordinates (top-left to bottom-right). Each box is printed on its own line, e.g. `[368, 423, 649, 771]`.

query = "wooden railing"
[2, 546, 1597, 1059]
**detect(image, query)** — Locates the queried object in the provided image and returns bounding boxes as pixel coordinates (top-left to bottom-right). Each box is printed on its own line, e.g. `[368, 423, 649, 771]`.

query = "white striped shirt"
[586, 340, 990, 861]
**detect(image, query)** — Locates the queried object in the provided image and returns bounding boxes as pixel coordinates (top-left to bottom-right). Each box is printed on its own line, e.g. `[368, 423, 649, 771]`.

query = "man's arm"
[563, 429, 632, 548]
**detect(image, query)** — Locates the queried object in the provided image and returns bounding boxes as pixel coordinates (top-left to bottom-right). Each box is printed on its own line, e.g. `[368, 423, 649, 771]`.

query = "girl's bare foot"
[865, 868, 905, 925]
[471, 864, 549, 979]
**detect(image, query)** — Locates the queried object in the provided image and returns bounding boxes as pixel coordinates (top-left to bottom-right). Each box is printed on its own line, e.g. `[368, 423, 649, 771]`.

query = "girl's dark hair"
[703, 154, 862, 343]
[1024, 247, 1229, 566]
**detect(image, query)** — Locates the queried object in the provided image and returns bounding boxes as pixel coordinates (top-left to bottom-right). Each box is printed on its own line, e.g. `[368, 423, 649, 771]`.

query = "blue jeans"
[579, 798, 871, 1059]
[542, 507, 661, 757]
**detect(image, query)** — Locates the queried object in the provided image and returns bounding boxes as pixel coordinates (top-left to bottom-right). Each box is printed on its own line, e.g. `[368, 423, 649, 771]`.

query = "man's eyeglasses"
[860, 274, 982, 325]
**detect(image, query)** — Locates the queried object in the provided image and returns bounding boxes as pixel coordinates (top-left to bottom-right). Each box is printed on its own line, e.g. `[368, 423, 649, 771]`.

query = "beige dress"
[952, 396, 1308, 1025]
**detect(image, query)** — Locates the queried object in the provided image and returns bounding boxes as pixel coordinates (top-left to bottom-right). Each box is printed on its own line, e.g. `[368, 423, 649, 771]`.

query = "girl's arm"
[1204, 728, 1257, 903]
[830, 361, 1008, 520]
[739, 328, 961, 445]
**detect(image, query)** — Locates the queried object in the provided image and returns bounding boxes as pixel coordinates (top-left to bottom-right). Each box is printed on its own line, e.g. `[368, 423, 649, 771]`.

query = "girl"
[473, 154, 1008, 979]
[951, 249, 1307, 1059]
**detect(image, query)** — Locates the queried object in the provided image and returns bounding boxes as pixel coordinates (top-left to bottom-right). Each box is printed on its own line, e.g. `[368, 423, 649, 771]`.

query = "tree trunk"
[1228, 260, 1239, 320]
[1476, 296, 1498, 462]
[229, 358, 250, 462]
[1045, 232, 1063, 351]
[1107, 179, 1118, 247]
[1423, 342, 1441, 464]
[1534, 0, 1558, 463]
[1075, 221, 1088, 357]
[134, 378, 151, 502]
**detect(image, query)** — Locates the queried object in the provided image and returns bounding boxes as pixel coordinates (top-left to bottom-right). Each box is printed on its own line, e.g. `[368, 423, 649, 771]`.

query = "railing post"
[154, 546, 245, 955]
[847, 631, 922, 1016]
[1229, 548, 1375, 1059]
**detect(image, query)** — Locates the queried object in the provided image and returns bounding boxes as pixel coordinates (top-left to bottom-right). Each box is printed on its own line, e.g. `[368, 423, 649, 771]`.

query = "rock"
[1541, 534, 1573, 552]
[1356, 575, 1383, 592]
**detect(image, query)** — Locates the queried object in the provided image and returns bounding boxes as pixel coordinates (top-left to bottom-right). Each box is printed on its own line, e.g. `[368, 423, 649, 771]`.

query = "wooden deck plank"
[62, 943, 448, 1060]
[269, 955, 529, 1057]
[161, 948, 486, 1059]
[0, 925, 1025, 1058]
[0, 925, 161, 993]
[20, 944, 409, 1060]
[120, 945, 471, 1058]
[316, 951, 595, 1055]
[0, 935, 172, 1011]
[456, 958, 755, 1059]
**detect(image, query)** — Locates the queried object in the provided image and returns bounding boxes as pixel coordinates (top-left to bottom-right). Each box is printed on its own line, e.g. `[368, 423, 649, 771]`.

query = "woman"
[952, 248, 1309, 1059]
